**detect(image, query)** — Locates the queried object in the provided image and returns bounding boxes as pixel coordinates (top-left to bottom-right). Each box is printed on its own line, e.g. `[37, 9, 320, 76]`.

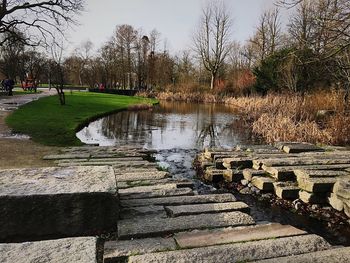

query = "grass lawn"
[6, 92, 157, 146]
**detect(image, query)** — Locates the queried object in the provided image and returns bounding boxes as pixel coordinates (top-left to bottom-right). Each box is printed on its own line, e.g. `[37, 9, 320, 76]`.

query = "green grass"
[6, 92, 157, 146]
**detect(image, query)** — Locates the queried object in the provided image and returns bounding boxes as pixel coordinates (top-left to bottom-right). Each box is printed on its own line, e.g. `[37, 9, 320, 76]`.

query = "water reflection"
[76, 101, 252, 150]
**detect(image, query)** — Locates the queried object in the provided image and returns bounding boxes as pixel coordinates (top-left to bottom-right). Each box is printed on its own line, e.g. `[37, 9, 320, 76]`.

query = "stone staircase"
[198, 142, 350, 217]
[0, 145, 349, 263]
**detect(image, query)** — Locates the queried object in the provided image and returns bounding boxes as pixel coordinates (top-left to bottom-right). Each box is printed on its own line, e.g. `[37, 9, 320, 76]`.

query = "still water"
[76, 101, 251, 149]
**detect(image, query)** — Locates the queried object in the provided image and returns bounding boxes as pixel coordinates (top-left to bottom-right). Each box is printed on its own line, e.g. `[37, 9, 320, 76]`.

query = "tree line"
[0, 0, 349, 100]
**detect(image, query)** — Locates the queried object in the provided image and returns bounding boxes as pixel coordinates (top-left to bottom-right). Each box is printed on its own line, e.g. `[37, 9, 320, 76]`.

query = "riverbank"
[138, 90, 350, 146]
[6, 92, 157, 146]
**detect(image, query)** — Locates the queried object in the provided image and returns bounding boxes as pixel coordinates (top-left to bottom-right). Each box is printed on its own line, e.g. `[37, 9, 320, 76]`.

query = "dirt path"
[0, 90, 57, 168]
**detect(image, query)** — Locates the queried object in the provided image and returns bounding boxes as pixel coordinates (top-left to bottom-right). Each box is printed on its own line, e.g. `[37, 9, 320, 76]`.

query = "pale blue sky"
[67, 0, 285, 55]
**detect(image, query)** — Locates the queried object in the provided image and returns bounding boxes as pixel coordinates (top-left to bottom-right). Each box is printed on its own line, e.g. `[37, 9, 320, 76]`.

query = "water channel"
[77, 101, 350, 246]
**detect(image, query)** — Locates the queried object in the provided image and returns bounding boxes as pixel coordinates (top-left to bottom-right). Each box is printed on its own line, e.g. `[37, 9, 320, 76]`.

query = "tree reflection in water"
[76, 101, 253, 149]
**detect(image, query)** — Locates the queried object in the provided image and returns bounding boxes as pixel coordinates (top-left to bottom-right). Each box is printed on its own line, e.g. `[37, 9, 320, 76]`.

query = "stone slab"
[128, 234, 330, 263]
[283, 143, 324, 154]
[294, 169, 349, 178]
[222, 157, 253, 169]
[333, 176, 350, 200]
[43, 153, 91, 160]
[119, 187, 194, 200]
[0, 237, 97, 263]
[256, 157, 350, 168]
[57, 157, 144, 163]
[121, 194, 236, 207]
[164, 202, 250, 217]
[0, 166, 116, 195]
[118, 211, 255, 239]
[104, 237, 176, 262]
[115, 171, 169, 182]
[0, 166, 118, 240]
[299, 190, 328, 204]
[255, 246, 350, 263]
[117, 179, 193, 189]
[120, 206, 166, 219]
[328, 193, 344, 211]
[252, 176, 275, 191]
[297, 177, 337, 193]
[223, 169, 244, 182]
[175, 223, 307, 248]
[243, 169, 269, 181]
[204, 168, 224, 182]
[57, 161, 157, 168]
[263, 164, 350, 180]
[274, 182, 300, 200]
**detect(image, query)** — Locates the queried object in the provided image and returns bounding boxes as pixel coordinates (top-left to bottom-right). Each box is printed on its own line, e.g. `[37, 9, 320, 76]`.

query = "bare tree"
[248, 8, 282, 64]
[49, 41, 66, 105]
[193, 1, 232, 90]
[73, 40, 93, 85]
[0, 0, 85, 46]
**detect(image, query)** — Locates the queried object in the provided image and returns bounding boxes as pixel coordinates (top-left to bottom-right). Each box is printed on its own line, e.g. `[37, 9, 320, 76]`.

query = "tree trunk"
[210, 73, 215, 90]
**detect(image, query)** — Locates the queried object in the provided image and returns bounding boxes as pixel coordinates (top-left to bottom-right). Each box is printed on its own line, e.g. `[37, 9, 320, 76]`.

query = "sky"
[66, 0, 285, 55]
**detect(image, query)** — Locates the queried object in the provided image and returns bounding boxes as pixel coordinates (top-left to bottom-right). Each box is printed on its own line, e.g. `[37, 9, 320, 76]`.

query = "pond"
[77, 101, 253, 183]
[76, 100, 349, 246]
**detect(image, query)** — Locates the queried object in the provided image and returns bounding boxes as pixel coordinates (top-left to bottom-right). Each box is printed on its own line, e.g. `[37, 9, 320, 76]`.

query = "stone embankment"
[0, 145, 350, 262]
[196, 142, 350, 218]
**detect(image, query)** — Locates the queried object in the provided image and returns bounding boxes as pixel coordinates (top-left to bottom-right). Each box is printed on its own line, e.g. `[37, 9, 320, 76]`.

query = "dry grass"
[224, 90, 350, 145]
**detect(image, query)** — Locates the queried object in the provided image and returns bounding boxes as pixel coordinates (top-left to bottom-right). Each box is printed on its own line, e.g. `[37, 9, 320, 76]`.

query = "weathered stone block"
[297, 177, 337, 193]
[222, 157, 253, 169]
[0, 166, 118, 241]
[328, 193, 344, 211]
[174, 223, 307, 248]
[121, 194, 237, 207]
[243, 169, 268, 181]
[299, 190, 328, 204]
[128, 234, 330, 263]
[164, 202, 250, 217]
[274, 182, 300, 200]
[104, 238, 176, 262]
[118, 211, 255, 239]
[223, 169, 244, 182]
[251, 176, 275, 191]
[0, 237, 97, 263]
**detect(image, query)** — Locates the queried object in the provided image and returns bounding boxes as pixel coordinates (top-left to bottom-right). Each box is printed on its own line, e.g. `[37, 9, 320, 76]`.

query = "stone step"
[128, 234, 331, 263]
[0, 237, 97, 263]
[295, 169, 349, 178]
[57, 161, 158, 168]
[299, 190, 328, 204]
[164, 202, 250, 217]
[204, 168, 224, 182]
[56, 157, 144, 163]
[252, 176, 275, 191]
[223, 169, 244, 182]
[115, 171, 170, 182]
[174, 223, 307, 248]
[263, 164, 350, 180]
[0, 166, 118, 240]
[118, 211, 255, 239]
[103, 237, 176, 263]
[120, 206, 166, 219]
[282, 143, 324, 153]
[255, 246, 350, 263]
[121, 194, 237, 207]
[120, 187, 194, 200]
[222, 157, 253, 169]
[255, 157, 350, 169]
[333, 176, 350, 200]
[297, 177, 337, 193]
[43, 153, 91, 160]
[243, 169, 269, 181]
[274, 182, 300, 199]
[119, 183, 178, 193]
[117, 179, 194, 189]
[328, 193, 344, 211]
